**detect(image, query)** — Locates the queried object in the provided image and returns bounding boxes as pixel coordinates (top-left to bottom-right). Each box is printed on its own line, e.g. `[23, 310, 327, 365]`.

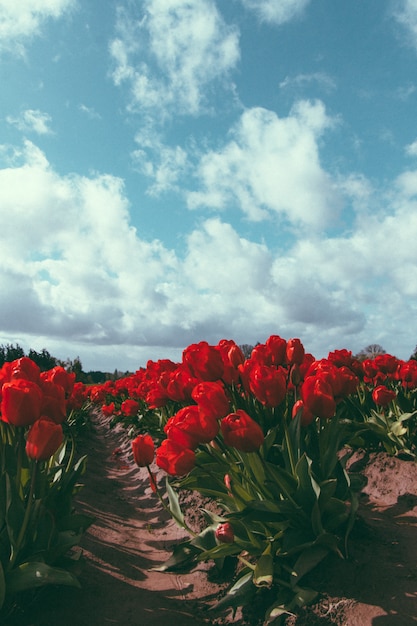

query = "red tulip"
[301, 376, 336, 420]
[132, 434, 155, 467]
[372, 385, 396, 407]
[121, 399, 140, 417]
[248, 364, 287, 407]
[221, 410, 264, 452]
[164, 405, 219, 450]
[215, 522, 234, 543]
[25, 417, 64, 461]
[182, 341, 224, 381]
[191, 381, 230, 420]
[155, 439, 195, 476]
[286, 338, 305, 365]
[1, 379, 43, 426]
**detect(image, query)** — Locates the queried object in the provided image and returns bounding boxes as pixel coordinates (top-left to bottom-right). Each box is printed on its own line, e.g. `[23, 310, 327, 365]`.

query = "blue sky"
[1, 0, 417, 372]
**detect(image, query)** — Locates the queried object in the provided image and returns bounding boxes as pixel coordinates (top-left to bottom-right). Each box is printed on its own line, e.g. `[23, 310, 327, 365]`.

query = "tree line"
[0, 343, 127, 383]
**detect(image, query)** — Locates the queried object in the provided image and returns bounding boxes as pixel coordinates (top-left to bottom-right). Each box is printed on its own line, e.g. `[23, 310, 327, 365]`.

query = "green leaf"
[0, 559, 5, 611]
[290, 543, 329, 586]
[151, 540, 198, 572]
[6, 561, 81, 593]
[253, 552, 274, 588]
[211, 570, 256, 613]
[165, 477, 185, 527]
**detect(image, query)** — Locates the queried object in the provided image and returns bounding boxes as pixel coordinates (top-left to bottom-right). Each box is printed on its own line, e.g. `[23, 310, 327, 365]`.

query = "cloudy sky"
[1, 0, 417, 372]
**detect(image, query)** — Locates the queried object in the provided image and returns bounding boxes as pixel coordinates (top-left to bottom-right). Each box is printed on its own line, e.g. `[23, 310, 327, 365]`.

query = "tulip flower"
[132, 434, 155, 467]
[372, 385, 396, 407]
[221, 410, 264, 452]
[164, 405, 219, 450]
[1, 378, 43, 426]
[25, 417, 64, 461]
[215, 522, 234, 543]
[155, 439, 195, 476]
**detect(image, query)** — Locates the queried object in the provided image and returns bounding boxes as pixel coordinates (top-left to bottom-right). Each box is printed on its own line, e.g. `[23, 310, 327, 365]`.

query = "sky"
[1, 0, 417, 372]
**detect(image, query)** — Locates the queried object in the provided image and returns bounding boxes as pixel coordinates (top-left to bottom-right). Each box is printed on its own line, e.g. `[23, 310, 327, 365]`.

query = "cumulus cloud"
[239, 0, 311, 24]
[0, 0, 75, 55]
[1, 140, 416, 368]
[6, 109, 53, 135]
[109, 0, 240, 117]
[187, 100, 342, 228]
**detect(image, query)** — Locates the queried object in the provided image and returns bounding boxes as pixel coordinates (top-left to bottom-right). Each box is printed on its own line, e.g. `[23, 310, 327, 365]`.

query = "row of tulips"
[0, 358, 93, 615]
[88, 336, 417, 622]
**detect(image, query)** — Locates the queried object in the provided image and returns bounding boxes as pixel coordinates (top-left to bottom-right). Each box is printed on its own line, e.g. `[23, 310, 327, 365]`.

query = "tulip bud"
[132, 434, 155, 467]
[26, 417, 64, 461]
[215, 522, 234, 544]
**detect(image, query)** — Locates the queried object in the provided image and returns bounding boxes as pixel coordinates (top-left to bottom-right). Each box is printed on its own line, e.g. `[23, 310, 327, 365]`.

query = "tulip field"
[1, 336, 417, 624]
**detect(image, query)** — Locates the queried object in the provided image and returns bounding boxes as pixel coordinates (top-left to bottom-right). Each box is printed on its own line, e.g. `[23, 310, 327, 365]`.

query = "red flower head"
[286, 338, 305, 365]
[1, 379, 43, 426]
[164, 405, 219, 450]
[102, 402, 116, 417]
[265, 335, 287, 366]
[182, 341, 225, 381]
[156, 439, 195, 476]
[10, 357, 41, 384]
[42, 366, 75, 398]
[26, 417, 64, 461]
[215, 522, 234, 544]
[216, 339, 245, 384]
[121, 399, 140, 417]
[301, 376, 336, 420]
[221, 410, 264, 452]
[191, 381, 230, 420]
[132, 434, 155, 467]
[39, 380, 67, 424]
[248, 364, 287, 408]
[372, 385, 396, 407]
[292, 399, 314, 427]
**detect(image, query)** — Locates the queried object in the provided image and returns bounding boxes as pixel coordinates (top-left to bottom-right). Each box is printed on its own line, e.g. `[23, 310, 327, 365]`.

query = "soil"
[4, 413, 417, 626]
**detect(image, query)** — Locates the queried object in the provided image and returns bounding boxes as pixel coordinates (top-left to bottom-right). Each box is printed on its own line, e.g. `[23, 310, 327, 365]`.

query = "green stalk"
[145, 466, 197, 538]
[9, 461, 38, 570]
[15, 427, 25, 496]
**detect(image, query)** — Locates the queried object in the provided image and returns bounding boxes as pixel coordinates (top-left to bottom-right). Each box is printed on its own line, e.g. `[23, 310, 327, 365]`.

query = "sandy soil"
[4, 413, 417, 625]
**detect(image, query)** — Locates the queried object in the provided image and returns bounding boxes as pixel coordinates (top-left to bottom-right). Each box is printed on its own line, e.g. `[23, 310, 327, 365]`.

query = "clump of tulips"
[89, 335, 417, 623]
[0, 358, 93, 615]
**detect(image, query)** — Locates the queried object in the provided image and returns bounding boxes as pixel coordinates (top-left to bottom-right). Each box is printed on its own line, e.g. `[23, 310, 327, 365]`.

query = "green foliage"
[0, 423, 94, 617]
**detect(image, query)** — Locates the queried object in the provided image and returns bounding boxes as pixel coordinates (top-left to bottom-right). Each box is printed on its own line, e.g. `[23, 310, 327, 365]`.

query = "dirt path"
[5, 413, 227, 626]
[5, 416, 417, 626]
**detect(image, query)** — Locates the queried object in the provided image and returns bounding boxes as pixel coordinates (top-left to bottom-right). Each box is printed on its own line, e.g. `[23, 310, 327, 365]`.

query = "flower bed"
[87, 336, 417, 623]
[0, 359, 93, 618]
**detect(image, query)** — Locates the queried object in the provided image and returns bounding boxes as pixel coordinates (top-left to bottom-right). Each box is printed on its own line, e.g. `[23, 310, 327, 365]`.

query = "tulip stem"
[146, 466, 198, 538]
[10, 460, 38, 570]
[15, 427, 25, 496]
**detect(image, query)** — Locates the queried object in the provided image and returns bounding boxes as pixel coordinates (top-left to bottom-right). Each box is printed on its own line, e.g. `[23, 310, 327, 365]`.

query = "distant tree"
[28, 348, 57, 371]
[410, 345, 417, 361]
[239, 344, 255, 359]
[0, 343, 25, 366]
[355, 344, 386, 361]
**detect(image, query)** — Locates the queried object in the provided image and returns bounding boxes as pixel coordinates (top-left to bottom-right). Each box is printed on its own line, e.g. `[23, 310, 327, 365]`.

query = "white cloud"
[78, 104, 101, 120]
[109, 0, 240, 117]
[1, 140, 416, 370]
[279, 72, 337, 93]
[393, 0, 417, 49]
[132, 127, 189, 195]
[406, 138, 417, 156]
[6, 109, 53, 135]
[187, 100, 342, 228]
[0, 0, 75, 56]
[239, 0, 311, 24]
